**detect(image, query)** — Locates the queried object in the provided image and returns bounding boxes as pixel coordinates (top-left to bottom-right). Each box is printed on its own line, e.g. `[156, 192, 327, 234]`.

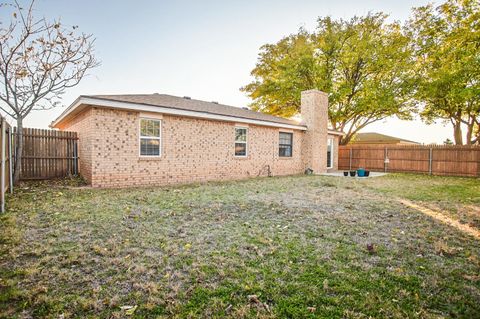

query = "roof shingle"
[87, 94, 303, 127]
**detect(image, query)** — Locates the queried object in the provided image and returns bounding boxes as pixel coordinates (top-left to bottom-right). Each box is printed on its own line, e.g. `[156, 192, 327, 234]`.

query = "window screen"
[140, 118, 161, 156]
[235, 127, 247, 156]
[279, 132, 293, 157]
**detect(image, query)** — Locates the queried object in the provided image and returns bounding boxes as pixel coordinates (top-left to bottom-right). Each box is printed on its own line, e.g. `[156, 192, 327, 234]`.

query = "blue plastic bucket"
[357, 168, 365, 177]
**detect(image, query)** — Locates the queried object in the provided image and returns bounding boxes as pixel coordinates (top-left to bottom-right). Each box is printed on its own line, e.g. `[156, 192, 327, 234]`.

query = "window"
[235, 127, 247, 157]
[279, 132, 293, 157]
[327, 137, 334, 168]
[139, 118, 161, 156]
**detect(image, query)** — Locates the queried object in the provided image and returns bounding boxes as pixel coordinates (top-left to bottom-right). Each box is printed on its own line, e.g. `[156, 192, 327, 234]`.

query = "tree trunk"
[473, 128, 480, 145]
[13, 117, 23, 184]
[453, 120, 463, 145]
[466, 126, 473, 145]
[465, 120, 474, 145]
[340, 134, 352, 145]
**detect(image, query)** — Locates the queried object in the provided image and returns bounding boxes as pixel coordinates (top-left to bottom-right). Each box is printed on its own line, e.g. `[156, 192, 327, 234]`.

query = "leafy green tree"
[242, 13, 415, 144]
[407, 0, 480, 145]
[474, 124, 480, 145]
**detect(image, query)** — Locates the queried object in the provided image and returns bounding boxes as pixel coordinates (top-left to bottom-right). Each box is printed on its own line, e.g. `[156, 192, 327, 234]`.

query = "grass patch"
[364, 173, 480, 204]
[363, 173, 480, 228]
[1, 174, 479, 318]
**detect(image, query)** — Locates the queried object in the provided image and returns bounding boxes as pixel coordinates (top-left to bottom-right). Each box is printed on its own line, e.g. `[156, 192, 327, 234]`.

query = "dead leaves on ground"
[120, 305, 137, 315]
[247, 294, 270, 313]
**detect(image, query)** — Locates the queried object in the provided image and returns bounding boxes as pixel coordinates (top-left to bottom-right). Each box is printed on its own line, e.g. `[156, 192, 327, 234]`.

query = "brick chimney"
[300, 90, 328, 173]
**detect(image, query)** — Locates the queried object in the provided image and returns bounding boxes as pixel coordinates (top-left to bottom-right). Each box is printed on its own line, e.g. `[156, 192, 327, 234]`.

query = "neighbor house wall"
[62, 107, 306, 187]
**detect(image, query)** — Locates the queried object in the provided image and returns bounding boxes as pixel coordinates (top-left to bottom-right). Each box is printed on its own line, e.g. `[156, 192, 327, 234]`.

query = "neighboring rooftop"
[350, 132, 420, 145]
[87, 94, 302, 126]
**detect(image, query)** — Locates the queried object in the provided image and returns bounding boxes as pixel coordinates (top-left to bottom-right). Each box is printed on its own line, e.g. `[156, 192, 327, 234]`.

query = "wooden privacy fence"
[339, 145, 480, 177]
[0, 117, 13, 213]
[13, 127, 79, 180]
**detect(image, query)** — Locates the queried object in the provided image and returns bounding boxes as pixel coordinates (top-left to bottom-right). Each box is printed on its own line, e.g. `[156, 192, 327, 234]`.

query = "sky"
[1, 0, 457, 144]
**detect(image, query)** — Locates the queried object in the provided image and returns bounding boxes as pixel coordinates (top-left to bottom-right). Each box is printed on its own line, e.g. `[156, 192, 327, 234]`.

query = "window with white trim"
[279, 132, 293, 157]
[234, 127, 247, 157]
[327, 137, 334, 168]
[139, 118, 161, 156]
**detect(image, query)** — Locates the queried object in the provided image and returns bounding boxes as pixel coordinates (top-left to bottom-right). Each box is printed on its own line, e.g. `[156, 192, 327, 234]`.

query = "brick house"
[51, 90, 342, 187]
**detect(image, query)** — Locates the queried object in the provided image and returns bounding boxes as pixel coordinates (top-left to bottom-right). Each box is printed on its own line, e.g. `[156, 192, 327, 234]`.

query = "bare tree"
[0, 0, 99, 183]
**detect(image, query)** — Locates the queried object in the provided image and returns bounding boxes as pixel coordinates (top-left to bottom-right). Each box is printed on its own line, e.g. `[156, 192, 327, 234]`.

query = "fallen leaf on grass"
[120, 305, 137, 315]
[248, 295, 260, 304]
[323, 279, 329, 290]
[463, 274, 480, 281]
[434, 240, 457, 257]
[225, 304, 233, 313]
[248, 294, 271, 313]
[367, 243, 375, 254]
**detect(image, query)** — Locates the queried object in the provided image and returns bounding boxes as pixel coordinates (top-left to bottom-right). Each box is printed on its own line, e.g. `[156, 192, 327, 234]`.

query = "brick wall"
[63, 107, 307, 187]
[300, 90, 328, 173]
[57, 108, 94, 183]
[60, 90, 337, 188]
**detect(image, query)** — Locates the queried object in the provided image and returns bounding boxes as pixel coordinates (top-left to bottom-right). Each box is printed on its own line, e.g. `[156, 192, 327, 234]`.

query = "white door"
[327, 138, 334, 169]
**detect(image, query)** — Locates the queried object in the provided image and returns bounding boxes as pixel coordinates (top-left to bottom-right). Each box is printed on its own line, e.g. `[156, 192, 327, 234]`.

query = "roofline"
[353, 132, 419, 144]
[327, 130, 344, 136]
[50, 96, 309, 131]
[50, 95, 82, 127]
[351, 140, 419, 144]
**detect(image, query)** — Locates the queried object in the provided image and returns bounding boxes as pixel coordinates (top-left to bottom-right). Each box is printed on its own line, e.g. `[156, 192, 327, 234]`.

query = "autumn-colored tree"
[0, 1, 99, 183]
[242, 13, 415, 144]
[407, 0, 480, 145]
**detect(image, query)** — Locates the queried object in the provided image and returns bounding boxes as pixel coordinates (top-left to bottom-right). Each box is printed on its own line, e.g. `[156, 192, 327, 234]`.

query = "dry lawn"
[1, 174, 479, 318]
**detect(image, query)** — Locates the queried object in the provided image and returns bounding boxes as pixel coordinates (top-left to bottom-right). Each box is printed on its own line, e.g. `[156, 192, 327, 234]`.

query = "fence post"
[428, 147, 433, 175]
[384, 147, 388, 173]
[8, 128, 12, 194]
[74, 138, 78, 175]
[349, 148, 352, 170]
[477, 148, 480, 177]
[1, 118, 5, 213]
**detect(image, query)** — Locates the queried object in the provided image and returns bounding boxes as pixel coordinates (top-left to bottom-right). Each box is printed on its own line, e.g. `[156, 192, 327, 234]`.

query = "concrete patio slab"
[320, 171, 388, 178]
